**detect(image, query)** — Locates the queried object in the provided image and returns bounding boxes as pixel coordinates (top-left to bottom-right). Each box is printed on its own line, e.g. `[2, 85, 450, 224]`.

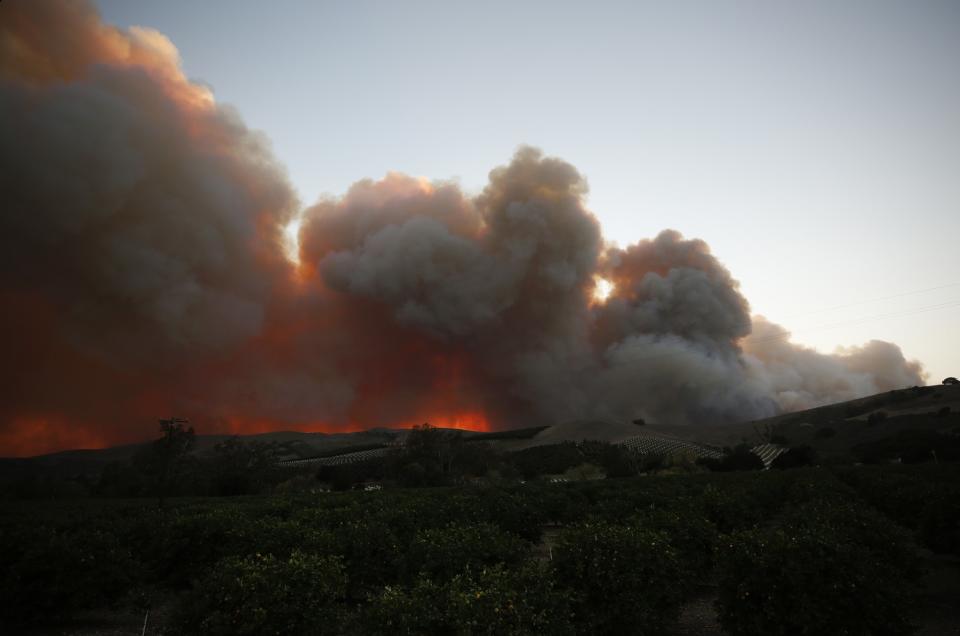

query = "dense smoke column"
[296, 147, 604, 428]
[0, 0, 299, 453]
[742, 317, 926, 411]
[0, 1, 926, 456]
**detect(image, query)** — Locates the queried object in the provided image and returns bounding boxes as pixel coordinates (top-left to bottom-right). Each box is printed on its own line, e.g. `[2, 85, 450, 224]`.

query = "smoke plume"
[0, 1, 925, 456]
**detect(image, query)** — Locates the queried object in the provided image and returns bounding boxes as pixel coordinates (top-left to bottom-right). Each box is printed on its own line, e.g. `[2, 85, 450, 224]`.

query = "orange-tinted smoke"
[0, 1, 927, 458]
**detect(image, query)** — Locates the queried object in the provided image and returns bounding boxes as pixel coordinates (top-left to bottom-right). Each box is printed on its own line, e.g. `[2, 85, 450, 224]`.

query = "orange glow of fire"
[0, 417, 112, 458]
[400, 411, 492, 432]
[218, 410, 492, 437]
[0, 410, 494, 458]
[591, 276, 614, 304]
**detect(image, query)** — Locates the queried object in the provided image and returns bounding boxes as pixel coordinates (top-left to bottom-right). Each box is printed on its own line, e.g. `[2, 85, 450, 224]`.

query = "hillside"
[644, 382, 960, 459]
[4, 383, 959, 475]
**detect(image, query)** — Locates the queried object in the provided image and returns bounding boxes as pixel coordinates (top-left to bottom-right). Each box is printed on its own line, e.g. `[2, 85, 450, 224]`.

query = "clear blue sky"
[96, 0, 960, 383]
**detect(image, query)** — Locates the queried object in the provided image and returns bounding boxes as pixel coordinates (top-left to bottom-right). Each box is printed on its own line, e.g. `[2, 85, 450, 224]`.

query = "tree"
[943, 377, 959, 385]
[208, 438, 278, 496]
[552, 522, 687, 634]
[397, 423, 463, 485]
[140, 417, 195, 506]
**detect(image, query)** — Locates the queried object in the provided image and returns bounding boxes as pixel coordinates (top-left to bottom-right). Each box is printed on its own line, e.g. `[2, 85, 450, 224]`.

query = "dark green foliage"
[834, 465, 939, 531]
[441, 487, 547, 541]
[0, 524, 136, 626]
[695, 482, 770, 533]
[207, 437, 279, 496]
[633, 503, 720, 584]
[699, 444, 765, 472]
[854, 430, 960, 464]
[318, 457, 387, 490]
[147, 505, 334, 585]
[867, 410, 888, 426]
[94, 460, 148, 497]
[579, 440, 641, 478]
[552, 521, 688, 634]
[771, 445, 818, 470]
[402, 522, 527, 582]
[814, 426, 836, 439]
[1, 463, 956, 632]
[535, 484, 592, 524]
[360, 564, 574, 635]
[139, 417, 196, 505]
[327, 518, 403, 599]
[511, 442, 584, 479]
[174, 551, 346, 635]
[716, 500, 922, 636]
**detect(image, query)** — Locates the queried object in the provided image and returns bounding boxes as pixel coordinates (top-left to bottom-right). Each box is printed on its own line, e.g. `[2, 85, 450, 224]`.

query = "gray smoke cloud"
[742, 317, 927, 412]
[0, 1, 926, 456]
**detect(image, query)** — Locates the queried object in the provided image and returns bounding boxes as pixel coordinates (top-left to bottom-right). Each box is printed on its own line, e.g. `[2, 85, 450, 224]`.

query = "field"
[1, 463, 959, 635]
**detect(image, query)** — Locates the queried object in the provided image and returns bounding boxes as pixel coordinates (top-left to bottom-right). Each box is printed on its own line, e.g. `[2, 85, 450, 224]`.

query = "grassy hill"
[4, 383, 959, 481]
[644, 383, 960, 460]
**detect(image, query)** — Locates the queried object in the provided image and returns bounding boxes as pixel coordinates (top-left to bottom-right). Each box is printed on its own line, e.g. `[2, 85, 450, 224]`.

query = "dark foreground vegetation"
[1, 462, 958, 635]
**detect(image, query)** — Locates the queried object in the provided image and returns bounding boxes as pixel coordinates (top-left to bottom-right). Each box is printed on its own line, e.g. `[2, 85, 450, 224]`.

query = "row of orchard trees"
[3, 464, 956, 634]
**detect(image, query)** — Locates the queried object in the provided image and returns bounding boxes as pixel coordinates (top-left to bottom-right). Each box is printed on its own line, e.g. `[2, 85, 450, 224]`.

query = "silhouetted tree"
[139, 417, 195, 506]
[208, 437, 277, 496]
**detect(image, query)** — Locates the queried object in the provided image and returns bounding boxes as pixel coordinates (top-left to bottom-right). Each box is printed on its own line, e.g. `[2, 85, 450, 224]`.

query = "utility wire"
[781, 281, 960, 320]
[749, 298, 960, 345]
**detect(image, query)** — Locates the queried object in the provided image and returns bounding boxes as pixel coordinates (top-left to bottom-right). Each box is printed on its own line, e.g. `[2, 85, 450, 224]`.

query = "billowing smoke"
[0, 1, 925, 456]
[0, 0, 297, 454]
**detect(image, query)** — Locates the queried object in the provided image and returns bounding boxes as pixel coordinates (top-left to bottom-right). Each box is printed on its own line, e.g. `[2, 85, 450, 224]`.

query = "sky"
[0, 0, 957, 456]
[92, 0, 960, 384]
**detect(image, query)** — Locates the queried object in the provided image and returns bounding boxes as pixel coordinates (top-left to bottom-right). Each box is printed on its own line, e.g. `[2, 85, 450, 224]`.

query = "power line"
[782, 281, 960, 320]
[752, 298, 960, 345]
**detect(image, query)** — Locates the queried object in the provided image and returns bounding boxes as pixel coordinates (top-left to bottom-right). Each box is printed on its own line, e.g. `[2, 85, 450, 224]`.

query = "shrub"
[327, 518, 403, 598]
[511, 443, 584, 479]
[360, 564, 574, 635]
[401, 522, 527, 582]
[0, 524, 136, 626]
[699, 445, 764, 472]
[441, 565, 574, 635]
[633, 503, 720, 585]
[771, 445, 818, 470]
[174, 551, 346, 635]
[551, 521, 687, 634]
[694, 482, 769, 534]
[443, 488, 546, 542]
[148, 507, 334, 585]
[716, 500, 922, 636]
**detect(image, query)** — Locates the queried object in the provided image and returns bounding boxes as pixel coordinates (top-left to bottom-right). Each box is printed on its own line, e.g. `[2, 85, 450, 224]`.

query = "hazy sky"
[96, 0, 960, 383]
